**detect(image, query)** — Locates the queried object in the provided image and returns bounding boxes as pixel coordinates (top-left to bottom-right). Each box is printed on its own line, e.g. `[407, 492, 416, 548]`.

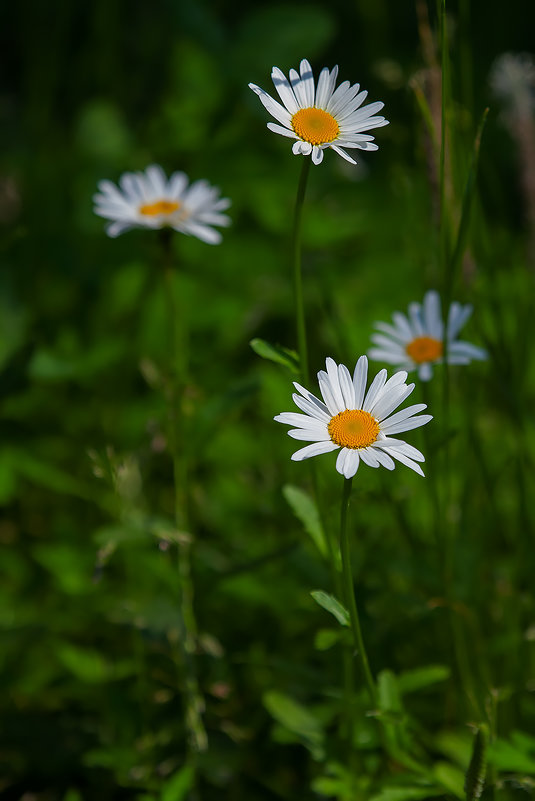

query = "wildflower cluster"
[94, 59, 487, 483]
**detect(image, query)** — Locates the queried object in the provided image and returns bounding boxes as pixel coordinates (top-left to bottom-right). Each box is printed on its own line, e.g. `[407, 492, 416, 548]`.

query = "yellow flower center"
[328, 409, 380, 449]
[291, 107, 340, 145]
[139, 199, 180, 216]
[405, 336, 443, 364]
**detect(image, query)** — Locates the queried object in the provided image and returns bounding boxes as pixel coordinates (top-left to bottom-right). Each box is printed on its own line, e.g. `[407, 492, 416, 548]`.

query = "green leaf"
[9, 448, 104, 503]
[160, 764, 195, 801]
[250, 338, 299, 373]
[433, 761, 465, 799]
[263, 690, 324, 759]
[435, 730, 473, 768]
[397, 665, 451, 695]
[32, 544, 93, 595]
[378, 670, 403, 715]
[310, 590, 349, 627]
[488, 735, 535, 774]
[370, 787, 444, 801]
[57, 643, 135, 683]
[57, 644, 109, 682]
[283, 484, 328, 557]
[314, 628, 344, 651]
[511, 730, 535, 752]
[464, 725, 488, 800]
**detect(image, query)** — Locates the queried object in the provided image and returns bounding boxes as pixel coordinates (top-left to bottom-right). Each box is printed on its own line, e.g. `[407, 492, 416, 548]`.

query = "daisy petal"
[380, 403, 428, 429]
[288, 428, 330, 441]
[336, 448, 359, 478]
[330, 145, 358, 164]
[418, 363, 433, 381]
[381, 414, 433, 435]
[274, 412, 326, 429]
[270, 68, 300, 113]
[386, 448, 425, 477]
[353, 355, 368, 408]
[359, 448, 381, 468]
[291, 441, 339, 461]
[311, 146, 324, 165]
[362, 369, 387, 411]
[267, 122, 297, 139]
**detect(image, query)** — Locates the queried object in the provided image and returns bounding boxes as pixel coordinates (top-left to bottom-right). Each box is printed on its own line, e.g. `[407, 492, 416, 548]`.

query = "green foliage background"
[1, 0, 534, 799]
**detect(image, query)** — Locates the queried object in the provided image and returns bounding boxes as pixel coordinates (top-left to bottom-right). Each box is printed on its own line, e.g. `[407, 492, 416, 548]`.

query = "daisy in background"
[275, 356, 432, 479]
[249, 58, 389, 165]
[93, 164, 231, 244]
[368, 290, 487, 382]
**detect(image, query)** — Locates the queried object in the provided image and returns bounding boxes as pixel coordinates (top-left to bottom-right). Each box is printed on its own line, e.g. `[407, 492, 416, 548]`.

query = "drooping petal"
[336, 448, 359, 478]
[311, 146, 324, 165]
[291, 441, 340, 461]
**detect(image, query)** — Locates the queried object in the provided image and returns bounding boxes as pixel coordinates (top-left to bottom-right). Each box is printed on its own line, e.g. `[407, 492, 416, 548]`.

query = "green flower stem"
[339, 477, 377, 707]
[292, 157, 312, 384]
[160, 231, 207, 759]
[310, 463, 356, 746]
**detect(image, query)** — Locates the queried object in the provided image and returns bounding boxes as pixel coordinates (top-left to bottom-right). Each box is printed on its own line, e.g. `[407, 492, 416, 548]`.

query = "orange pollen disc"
[405, 336, 443, 364]
[291, 107, 340, 145]
[139, 199, 180, 216]
[328, 409, 380, 449]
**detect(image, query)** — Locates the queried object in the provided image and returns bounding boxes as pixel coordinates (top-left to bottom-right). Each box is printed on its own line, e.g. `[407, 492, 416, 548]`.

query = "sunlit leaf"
[283, 484, 327, 556]
[310, 590, 349, 627]
[250, 338, 299, 373]
[397, 665, 451, 694]
[161, 764, 195, 801]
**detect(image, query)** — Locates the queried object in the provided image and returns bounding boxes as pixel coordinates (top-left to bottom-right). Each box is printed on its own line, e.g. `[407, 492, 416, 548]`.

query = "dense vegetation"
[1, 1, 534, 799]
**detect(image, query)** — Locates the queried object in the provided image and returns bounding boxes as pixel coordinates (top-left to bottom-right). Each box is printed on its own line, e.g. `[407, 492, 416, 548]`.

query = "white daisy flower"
[248, 58, 389, 165]
[274, 356, 432, 479]
[93, 164, 231, 243]
[368, 290, 487, 381]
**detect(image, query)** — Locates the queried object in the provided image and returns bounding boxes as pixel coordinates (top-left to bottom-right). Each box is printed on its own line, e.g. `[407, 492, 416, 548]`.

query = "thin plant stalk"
[292, 157, 312, 384]
[160, 230, 208, 763]
[436, 3, 486, 720]
[310, 464, 355, 746]
[339, 477, 377, 707]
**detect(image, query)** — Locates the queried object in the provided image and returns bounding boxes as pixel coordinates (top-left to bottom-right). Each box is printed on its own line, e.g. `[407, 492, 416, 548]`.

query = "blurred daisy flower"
[368, 290, 487, 381]
[248, 58, 389, 165]
[275, 356, 431, 479]
[93, 165, 231, 243]
[490, 52, 535, 117]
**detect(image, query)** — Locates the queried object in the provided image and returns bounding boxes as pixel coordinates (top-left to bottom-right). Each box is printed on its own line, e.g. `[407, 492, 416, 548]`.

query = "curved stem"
[292, 157, 312, 384]
[339, 477, 377, 707]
